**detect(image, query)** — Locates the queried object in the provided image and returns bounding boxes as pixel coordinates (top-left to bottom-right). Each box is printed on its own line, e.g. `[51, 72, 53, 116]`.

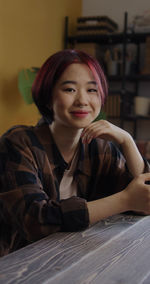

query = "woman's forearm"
[121, 134, 145, 177]
[87, 190, 128, 225]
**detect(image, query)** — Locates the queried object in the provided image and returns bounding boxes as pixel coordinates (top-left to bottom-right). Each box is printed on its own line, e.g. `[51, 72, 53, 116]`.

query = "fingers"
[81, 120, 123, 144]
[81, 120, 109, 144]
[82, 120, 108, 135]
[81, 125, 101, 143]
[139, 173, 150, 184]
[124, 173, 150, 214]
[135, 174, 150, 213]
[134, 174, 150, 191]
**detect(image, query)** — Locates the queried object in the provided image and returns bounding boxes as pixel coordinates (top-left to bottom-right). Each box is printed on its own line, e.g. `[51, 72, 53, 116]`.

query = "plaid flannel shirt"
[0, 118, 150, 256]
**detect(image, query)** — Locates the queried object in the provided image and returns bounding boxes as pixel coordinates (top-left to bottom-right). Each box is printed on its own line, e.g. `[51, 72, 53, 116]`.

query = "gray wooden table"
[0, 214, 150, 284]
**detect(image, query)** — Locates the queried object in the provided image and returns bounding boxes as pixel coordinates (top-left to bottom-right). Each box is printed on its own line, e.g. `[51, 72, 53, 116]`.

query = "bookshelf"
[64, 12, 150, 139]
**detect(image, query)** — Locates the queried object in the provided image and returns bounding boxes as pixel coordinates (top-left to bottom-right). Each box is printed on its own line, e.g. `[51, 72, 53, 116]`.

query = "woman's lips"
[70, 111, 89, 118]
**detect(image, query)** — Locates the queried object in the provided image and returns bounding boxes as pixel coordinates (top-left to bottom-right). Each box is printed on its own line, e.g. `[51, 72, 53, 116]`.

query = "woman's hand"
[81, 120, 131, 146]
[124, 173, 150, 214]
[87, 173, 150, 225]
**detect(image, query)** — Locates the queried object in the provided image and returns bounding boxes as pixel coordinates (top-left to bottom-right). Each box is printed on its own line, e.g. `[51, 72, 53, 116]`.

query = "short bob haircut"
[32, 49, 108, 122]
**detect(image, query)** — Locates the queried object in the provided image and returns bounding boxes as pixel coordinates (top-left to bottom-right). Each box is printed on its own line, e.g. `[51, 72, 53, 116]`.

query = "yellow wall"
[0, 0, 81, 135]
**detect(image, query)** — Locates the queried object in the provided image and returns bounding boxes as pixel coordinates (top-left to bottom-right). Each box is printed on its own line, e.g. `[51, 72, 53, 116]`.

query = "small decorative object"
[134, 96, 150, 116]
[133, 10, 150, 33]
[76, 16, 118, 35]
[18, 67, 39, 104]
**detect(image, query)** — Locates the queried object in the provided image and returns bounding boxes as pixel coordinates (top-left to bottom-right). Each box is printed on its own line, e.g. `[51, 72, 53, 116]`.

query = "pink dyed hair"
[32, 49, 108, 121]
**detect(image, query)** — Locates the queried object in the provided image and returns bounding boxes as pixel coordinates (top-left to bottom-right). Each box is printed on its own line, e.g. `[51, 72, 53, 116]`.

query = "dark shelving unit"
[64, 13, 150, 139]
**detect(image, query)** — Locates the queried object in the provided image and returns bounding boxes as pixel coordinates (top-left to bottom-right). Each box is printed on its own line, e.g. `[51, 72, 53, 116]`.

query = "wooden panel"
[0, 214, 143, 283]
[51, 216, 150, 284]
[142, 274, 150, 284]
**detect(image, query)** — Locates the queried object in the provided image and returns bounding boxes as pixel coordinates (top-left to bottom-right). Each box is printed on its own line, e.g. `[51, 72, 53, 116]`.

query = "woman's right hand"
[87, 173, 150, 225]
[124, 173, 150, 214]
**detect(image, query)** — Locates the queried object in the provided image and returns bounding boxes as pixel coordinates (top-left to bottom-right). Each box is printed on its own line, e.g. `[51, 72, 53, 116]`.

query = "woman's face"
[51, 63, 101, 130]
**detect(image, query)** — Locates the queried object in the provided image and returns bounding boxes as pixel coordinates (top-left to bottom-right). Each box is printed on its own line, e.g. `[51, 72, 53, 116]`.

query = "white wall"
[82, 0, 150, 30]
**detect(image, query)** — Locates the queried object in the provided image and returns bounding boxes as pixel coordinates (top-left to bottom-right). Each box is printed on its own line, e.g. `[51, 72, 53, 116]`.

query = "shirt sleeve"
[0, 130, 89, 244]
[104, 142, 150, 194]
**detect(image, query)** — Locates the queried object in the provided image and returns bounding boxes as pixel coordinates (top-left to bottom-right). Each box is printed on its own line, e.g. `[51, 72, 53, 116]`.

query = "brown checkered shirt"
[0, 118, 149, 256]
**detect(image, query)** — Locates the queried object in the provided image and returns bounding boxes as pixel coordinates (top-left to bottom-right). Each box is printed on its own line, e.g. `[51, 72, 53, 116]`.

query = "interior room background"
[0, 0, 150, 141]
[0, 0, 81, 135]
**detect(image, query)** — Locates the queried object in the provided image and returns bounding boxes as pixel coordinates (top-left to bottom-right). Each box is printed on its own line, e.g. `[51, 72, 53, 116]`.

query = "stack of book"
[103, 94, 120, 117]
[76, 16, 118, 35]
[142, 36, 150, 74]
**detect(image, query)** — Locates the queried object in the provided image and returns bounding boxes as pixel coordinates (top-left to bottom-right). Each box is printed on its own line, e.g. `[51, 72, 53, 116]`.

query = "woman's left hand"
[81, 120, 131, 145]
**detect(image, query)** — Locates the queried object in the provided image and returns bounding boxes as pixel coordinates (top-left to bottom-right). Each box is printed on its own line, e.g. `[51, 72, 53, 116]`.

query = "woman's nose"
[75, 90, 88, 105]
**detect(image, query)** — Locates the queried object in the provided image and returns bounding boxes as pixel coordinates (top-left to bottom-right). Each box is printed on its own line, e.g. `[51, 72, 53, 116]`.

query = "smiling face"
[50, 63, 101, 130]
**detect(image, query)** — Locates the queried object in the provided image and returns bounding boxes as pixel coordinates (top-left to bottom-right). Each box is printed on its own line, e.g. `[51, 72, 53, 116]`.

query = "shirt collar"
[36, 117, 91, 176]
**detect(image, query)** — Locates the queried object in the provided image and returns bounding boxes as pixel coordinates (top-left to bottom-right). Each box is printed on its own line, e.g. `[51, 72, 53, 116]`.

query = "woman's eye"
[88, 88, 98, 93]
[64, 88, 75, 93]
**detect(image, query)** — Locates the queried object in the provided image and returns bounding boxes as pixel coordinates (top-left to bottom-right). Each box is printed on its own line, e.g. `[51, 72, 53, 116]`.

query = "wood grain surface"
[0, 214, 149, 284]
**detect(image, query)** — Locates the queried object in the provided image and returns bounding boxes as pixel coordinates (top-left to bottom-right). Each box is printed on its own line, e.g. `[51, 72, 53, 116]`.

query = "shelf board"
[108, 89, 122, 95]
[108, 74, 150, 82]
[67, 32, 150, 45]
[130, 74, 150, 81]
[133, 115, 150, 120]
[127, 32, 150, 43]
[108, 89, 135, 96]
[68, 33, 124, 44]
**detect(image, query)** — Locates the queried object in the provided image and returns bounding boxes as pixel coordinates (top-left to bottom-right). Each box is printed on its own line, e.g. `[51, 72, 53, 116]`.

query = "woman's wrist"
[87, 190, 130, 225]
[120, 131, 133, 147]
[120, 133, 144, 176]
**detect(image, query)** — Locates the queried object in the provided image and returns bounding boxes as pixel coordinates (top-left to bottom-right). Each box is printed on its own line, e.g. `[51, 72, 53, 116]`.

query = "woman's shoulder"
[0, 122, 46, 151]
[0, 119, 52, 153]
[0, 124, 35, 144]
[0, 117, 48, 141]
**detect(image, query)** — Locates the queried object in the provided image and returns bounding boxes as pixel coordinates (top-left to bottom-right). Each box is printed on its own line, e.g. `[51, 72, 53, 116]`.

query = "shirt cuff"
[60, 196, 89, 231]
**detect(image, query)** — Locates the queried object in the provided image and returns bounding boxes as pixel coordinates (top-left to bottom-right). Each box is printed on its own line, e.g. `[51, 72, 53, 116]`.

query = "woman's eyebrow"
[60, 80, 98, 86]
[60, 80, 76, 86]
[87, 81, 97, 85]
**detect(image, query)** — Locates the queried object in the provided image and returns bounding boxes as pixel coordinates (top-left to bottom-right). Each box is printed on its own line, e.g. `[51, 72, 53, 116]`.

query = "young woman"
[0, 49, 150, 256]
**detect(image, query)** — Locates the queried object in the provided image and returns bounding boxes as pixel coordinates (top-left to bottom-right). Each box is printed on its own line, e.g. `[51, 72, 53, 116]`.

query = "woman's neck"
[49, 123, 83, 163]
